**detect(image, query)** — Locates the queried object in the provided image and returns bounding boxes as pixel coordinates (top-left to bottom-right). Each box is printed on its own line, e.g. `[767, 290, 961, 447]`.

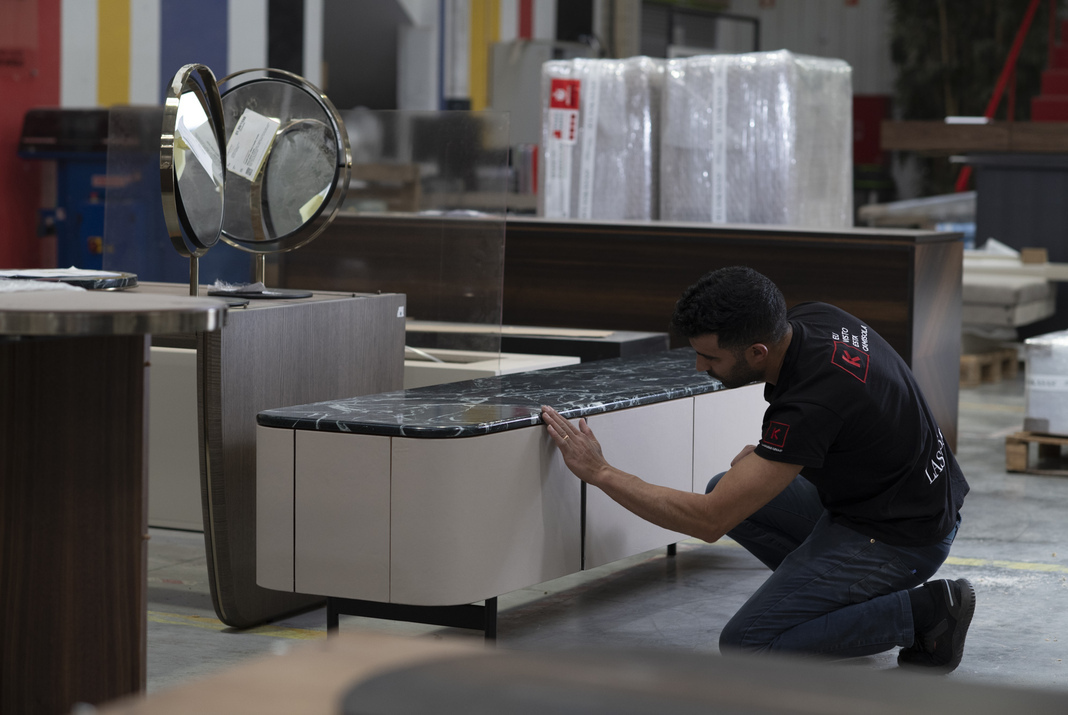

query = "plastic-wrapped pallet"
[1024, 330, 1068, 435]
[660, 50, 853, 227]
[539, 57, 663, 220]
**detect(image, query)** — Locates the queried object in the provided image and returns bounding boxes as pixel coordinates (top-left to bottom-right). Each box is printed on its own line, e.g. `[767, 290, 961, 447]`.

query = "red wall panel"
[0, 0, 61, 268]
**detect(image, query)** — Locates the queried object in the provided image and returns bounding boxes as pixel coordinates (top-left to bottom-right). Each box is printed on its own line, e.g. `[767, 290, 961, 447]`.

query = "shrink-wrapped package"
[1024, 330, 1068, 435]
[539, 57, 663, 220]
[660, 50, 853, 227]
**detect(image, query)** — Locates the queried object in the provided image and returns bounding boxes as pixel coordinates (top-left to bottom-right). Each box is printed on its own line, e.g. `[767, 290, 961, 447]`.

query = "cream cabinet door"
[692, 384, 766, 493]
[583, 399, 695, 569]
[390, 427, 582, 605]
[293, 431, 392, 602]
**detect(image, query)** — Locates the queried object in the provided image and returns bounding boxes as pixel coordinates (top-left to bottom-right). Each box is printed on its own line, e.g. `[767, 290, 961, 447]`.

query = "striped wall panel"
[58, 0, 321, 107]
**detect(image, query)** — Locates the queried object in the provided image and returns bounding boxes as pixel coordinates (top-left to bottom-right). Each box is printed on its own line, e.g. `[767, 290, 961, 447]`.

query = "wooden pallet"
[960, 348, 1018, 388]
[1005, 431, 1068, 476]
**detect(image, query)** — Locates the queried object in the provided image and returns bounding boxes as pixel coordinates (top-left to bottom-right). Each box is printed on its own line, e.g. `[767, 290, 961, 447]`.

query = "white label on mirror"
[227, 108, 281, 182]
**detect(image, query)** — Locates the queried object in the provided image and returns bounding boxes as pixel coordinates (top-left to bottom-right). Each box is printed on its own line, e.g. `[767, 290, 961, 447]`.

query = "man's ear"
[746, 343, 770, 366]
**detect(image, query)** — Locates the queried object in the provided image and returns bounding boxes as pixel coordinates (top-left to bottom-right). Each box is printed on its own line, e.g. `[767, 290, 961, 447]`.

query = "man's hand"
[541, 405, 610, 485]
[542, 407, 800, 544]
[731, 444, 757, 466]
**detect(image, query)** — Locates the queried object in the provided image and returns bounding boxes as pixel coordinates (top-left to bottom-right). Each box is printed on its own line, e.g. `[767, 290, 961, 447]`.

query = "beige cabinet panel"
[256, 426, 295, 592]
[390, 428, 581, 605]
[584, 400, 694, 569]
[148, 347, 202, 530]
[294, 431, 392, 602]
[692, 384, 766, 493]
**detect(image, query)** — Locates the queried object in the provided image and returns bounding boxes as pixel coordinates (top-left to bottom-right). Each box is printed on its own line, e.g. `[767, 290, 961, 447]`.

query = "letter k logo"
[764, 421, 789, 448]
[832, 341, 870, 383]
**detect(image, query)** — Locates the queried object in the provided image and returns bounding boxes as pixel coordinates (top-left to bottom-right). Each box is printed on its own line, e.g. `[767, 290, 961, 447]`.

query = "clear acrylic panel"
[272, 110, 508, 362]
[102, 105, 252, 285]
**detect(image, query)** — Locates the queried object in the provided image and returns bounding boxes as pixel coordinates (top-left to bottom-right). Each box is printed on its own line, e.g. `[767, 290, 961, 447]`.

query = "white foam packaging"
[660, 50, 853, 227]
[1024, 330, 1068, 436]
[539, 56, 664, 221]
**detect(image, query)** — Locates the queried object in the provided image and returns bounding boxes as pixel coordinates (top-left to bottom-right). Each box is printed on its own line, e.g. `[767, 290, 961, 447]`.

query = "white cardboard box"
[1025, 330, 1068, 435]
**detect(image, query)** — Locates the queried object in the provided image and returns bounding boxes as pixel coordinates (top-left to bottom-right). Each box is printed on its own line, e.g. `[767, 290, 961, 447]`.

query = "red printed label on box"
[548, 108, 579, 144]
[549, 78, 581, 109]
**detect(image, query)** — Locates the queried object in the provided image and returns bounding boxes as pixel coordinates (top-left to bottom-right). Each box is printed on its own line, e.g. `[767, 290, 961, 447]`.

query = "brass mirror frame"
[160, 63, 228, 295]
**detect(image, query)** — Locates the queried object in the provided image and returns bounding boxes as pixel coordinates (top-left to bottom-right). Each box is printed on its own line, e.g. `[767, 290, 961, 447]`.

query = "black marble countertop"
[257, 348, 726, 438]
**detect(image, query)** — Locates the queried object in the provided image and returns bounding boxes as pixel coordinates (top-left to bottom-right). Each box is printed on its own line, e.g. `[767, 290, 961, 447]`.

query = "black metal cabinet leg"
[484, 597, 498, 642]
[667, 543, 677, 557]
[327, 598, 339, 636]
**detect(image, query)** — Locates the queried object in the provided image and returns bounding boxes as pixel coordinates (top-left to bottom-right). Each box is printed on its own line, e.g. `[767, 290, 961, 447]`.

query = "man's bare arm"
[541, 405, 802, 543]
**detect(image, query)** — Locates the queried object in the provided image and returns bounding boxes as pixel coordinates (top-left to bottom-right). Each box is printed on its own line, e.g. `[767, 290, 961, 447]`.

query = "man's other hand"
[732, 444, 757, 466]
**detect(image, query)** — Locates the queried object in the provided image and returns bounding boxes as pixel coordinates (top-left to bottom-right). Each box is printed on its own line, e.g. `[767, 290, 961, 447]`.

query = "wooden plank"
[960, 349, 1017, 388]
[1005, 431, 1068, 476]
[881, 120, 1068, 154]
[880, 121, 1011, 153]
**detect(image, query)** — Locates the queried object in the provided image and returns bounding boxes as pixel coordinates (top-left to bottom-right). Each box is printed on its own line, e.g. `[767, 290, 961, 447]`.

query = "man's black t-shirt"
[752, 302, 968, 546]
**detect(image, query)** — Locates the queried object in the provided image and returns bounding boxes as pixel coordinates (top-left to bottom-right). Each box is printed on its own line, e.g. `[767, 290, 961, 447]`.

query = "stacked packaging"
[659, 50, 853, 227]
[1024, 330, 1068, 435]
[540, 56, 664, 221]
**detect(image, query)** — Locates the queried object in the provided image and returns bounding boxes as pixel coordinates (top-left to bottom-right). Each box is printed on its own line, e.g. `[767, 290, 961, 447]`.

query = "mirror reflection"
[218, 69, 349, 254]
[174, 89, 224, 246]
[262, 118, 337, 237]
[161, 63, 227, 265]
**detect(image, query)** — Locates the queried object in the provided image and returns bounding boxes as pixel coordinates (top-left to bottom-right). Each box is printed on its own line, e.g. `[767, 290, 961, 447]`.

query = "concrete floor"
[145, 372, 1068, 697]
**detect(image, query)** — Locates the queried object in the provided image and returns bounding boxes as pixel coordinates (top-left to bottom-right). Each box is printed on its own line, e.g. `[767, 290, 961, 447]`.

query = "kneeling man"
[541, 266, 973, 673]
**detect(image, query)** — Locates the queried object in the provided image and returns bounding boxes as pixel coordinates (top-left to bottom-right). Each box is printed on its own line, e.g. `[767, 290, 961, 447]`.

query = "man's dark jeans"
[706, 472, 958, 658]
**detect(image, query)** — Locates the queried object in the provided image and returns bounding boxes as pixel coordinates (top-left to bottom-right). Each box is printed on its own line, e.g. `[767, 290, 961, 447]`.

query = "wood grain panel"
[271, 217, 504, 351]
[912, 240, 964, 451]
[198, 293, 406, 628]
[501, 221, 915, 355]
[1, 335, 148, 714]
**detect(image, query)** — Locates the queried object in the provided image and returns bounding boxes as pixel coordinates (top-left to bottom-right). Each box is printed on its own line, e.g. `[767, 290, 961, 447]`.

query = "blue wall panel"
[159, 0, 229, 103]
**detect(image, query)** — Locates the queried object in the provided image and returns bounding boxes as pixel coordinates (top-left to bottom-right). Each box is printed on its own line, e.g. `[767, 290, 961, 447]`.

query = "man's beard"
[707, 363, 761, 390]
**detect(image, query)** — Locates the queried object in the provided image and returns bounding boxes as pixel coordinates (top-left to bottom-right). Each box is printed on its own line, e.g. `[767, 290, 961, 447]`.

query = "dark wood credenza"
[139, 284, 407, 630]
[274, 215, 962, 450]
[0, 291, 226, 715]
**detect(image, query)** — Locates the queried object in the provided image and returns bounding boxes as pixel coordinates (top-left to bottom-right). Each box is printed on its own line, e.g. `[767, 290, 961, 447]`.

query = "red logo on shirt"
[831, 342, 870, 383]
[763, 421, 790, 448]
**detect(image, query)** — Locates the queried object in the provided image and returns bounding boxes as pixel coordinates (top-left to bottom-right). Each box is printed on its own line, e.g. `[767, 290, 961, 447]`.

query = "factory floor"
[145, 371, 1068, 698]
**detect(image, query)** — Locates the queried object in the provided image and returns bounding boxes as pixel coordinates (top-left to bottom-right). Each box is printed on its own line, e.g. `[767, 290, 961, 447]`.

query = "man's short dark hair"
[670, 266, 789, 350]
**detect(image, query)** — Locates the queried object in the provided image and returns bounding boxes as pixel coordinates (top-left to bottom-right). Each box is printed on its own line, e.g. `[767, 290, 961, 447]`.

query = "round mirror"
[160, 64, 227, 259]
[218, 68, 351, 255]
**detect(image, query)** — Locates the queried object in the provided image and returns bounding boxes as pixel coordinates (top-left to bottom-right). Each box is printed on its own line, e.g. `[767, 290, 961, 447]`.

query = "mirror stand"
[189, 255, 200, 297]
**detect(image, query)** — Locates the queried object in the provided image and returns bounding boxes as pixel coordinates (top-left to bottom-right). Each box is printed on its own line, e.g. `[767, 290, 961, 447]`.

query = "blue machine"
[18, 107, 249, 283]
[18, 109, 109, 270]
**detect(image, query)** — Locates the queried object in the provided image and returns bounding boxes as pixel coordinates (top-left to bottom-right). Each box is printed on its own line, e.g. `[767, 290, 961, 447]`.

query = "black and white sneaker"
[899, 578, 976, 674]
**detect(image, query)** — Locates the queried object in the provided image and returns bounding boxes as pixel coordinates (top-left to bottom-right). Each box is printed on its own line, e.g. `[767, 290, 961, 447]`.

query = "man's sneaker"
[898, 578, 975, 674]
